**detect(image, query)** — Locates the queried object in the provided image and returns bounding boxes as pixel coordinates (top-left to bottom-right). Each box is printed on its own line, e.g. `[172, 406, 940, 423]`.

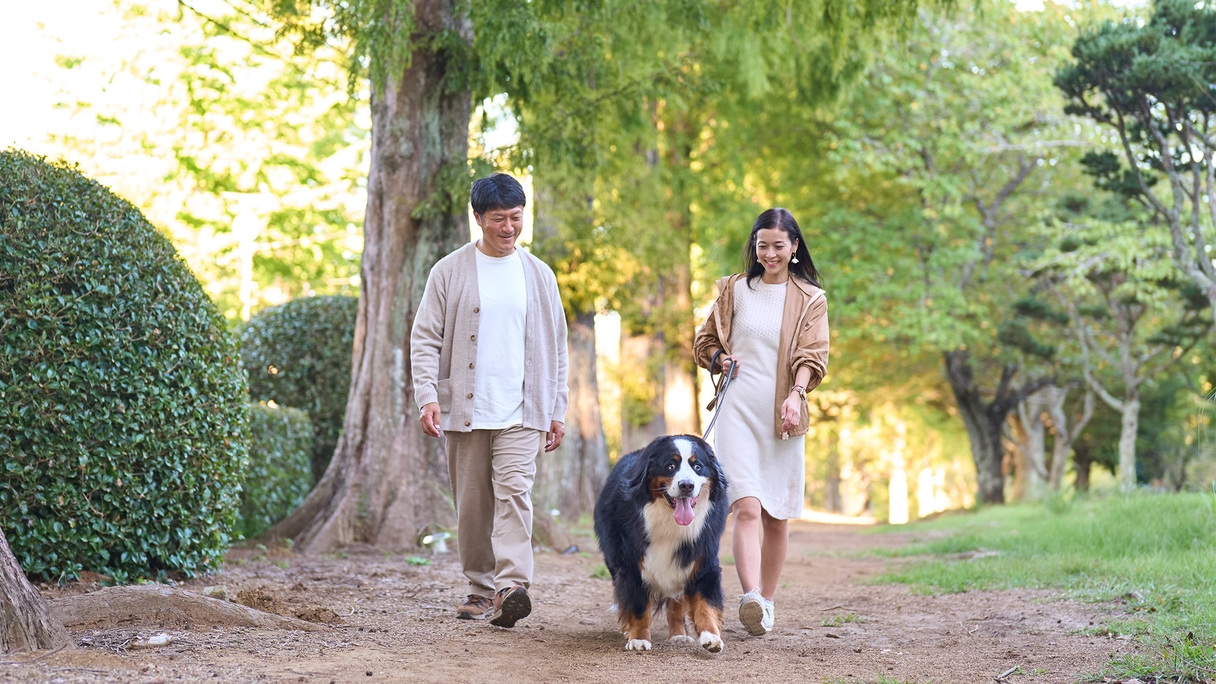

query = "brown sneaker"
[456, 594, 493, 620]
[488, 586, 531, 628]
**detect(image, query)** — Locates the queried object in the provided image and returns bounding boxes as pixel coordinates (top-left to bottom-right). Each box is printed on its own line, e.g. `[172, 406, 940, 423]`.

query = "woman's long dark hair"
[743, 208, 822, 288]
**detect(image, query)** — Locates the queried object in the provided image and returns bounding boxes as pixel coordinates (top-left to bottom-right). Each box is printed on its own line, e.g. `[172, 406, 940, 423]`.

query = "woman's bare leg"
[731, 497, 762, 592]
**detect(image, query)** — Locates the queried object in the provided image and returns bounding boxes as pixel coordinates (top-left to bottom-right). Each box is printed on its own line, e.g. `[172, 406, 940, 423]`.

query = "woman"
[693, 207, 829, 636]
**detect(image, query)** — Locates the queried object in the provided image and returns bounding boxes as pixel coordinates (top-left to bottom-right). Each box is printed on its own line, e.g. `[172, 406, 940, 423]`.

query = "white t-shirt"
[471, 247, 527, 429]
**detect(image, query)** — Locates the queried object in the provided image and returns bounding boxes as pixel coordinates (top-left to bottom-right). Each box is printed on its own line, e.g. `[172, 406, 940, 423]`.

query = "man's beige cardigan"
[410, 242, 569, 433]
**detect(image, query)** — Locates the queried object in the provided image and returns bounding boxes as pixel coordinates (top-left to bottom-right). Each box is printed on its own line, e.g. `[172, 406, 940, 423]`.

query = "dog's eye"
[693, 463, 702, 472]
[666, 463, 676, 472]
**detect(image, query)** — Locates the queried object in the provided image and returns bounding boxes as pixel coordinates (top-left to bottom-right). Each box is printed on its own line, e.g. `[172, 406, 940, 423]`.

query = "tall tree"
[808, 2, 1088, 502]
[266, 0, 472, 550]
[1056, 0, 1216, 340]
[1039, 218, 1210, 489]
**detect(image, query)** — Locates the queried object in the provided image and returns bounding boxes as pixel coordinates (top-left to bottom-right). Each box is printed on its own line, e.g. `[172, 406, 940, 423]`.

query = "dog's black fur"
[593, 434, 728, 652]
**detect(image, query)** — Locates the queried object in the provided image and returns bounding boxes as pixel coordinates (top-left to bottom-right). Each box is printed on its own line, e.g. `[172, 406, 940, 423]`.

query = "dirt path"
[6, 521, 1136, 684]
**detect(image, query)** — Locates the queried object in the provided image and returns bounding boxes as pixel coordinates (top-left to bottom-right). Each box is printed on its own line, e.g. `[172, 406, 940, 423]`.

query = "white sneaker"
[739, 590, 773, 636]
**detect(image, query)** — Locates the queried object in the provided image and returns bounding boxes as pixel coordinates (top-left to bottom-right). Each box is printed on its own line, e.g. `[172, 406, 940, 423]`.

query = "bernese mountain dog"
[594, 434, 728, 653]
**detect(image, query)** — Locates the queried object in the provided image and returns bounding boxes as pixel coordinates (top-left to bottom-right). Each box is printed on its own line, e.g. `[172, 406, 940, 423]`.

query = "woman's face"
[755, 227, 797, 279]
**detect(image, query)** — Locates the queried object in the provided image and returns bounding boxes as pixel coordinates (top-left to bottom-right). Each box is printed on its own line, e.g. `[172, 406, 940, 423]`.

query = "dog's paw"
[699, 631, 723, 653]
[668, 635, 696, 646]
[625, 639, 653, 651]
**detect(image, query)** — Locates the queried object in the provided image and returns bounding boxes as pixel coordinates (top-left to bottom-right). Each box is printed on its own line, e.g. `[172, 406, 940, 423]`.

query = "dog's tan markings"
[688, 594, 724, 653]
[620, 605, 653, 651]
[648, 476, 673, 502]
[666, 597, 690, 640]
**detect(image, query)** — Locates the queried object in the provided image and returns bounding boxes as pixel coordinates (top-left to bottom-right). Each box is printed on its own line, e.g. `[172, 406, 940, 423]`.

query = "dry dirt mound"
[6, 521, 1140, 684]
[50, 584, 325, 632]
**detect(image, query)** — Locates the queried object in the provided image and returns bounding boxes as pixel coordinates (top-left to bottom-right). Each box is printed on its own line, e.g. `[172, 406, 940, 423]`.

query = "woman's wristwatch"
[791, 384, 806, 400]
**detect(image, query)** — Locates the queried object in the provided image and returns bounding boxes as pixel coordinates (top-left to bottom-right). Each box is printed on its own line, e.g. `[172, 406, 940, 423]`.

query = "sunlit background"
[4, 0, 1205, 528]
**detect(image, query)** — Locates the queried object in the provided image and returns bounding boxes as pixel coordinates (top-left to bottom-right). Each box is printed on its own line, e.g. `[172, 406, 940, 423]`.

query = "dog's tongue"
[673, 497, 695, 526]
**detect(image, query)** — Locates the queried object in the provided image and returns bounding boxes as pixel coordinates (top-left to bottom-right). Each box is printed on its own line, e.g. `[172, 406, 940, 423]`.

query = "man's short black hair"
[470, 173, 527, 216]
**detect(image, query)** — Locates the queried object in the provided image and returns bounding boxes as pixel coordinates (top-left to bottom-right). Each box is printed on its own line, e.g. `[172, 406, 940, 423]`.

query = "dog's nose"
[678, 480, 695, 495]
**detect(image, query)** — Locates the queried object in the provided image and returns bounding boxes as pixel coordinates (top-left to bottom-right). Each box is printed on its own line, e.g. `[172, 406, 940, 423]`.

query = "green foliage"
[261, 0, 416, 94]
[238, 402, 313, 540]
[808, 0, 1089, 357]
[877, 494, 1216, 677]
[997, 321, 1056, 360]
[0, 150, 248, 582]
[48, 2, 367, 323]
[1012, 297, 1069, 325]
[1055, 0, 1216, 317]
[240, 295, 357, 482]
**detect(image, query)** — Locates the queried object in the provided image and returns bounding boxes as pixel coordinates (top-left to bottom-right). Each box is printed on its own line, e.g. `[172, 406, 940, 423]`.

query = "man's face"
[475, 206, 524, 257]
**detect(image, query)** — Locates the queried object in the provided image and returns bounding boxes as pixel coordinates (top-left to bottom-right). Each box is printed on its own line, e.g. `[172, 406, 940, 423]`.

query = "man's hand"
[419, 403, 441, 438]
[545, 421, 565, 452]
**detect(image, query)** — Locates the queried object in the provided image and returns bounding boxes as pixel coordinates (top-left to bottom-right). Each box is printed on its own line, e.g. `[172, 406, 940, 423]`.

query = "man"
[410, 172, 568, 628]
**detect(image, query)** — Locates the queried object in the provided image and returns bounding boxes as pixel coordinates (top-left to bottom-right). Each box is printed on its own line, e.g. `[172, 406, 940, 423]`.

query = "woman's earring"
[791, 256, 799, 264]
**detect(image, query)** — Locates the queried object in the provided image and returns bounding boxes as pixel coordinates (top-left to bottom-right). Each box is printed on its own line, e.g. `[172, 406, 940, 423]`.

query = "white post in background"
[232, 209, 262, 322]
[887, 423, 909, 525]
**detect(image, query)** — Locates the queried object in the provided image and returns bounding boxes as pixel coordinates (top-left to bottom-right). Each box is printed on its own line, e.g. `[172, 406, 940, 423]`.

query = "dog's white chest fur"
[639, 492, 712, 598]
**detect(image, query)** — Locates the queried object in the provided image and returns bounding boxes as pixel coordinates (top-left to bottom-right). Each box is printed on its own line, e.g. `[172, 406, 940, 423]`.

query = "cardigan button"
[470, 334, 476, 341]
[464, 421, 471, 427]
[468, 362, 475, 369]
[473, 307, 480, 313]
[466, 393, 473, 399]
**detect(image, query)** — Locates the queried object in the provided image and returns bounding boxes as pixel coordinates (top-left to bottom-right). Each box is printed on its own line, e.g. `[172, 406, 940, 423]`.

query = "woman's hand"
[718, 354, 741, 378]
[780, 392, 802, 433]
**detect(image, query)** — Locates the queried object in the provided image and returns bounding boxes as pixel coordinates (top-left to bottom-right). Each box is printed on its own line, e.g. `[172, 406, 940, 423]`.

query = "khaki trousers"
[444, 426, 542, 598]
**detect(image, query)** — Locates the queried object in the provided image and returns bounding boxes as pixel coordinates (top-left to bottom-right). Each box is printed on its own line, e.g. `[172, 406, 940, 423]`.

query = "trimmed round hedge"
[238, 402, 313, 540]
[240, 295, 356, 482]
[0, 150, 248, 582]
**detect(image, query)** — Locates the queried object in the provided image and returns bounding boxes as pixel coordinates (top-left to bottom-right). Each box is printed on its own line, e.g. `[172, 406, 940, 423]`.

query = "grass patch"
[876, 492, 1216, 680]
[591, 563, 611, 580]
[821, 612, 869, 626]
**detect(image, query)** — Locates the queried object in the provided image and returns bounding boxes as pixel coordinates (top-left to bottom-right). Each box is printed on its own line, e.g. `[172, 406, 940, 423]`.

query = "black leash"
[702, 356, 735, 441]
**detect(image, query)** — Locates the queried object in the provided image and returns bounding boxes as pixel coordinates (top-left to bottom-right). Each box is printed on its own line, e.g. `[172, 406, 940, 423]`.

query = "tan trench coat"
[693, 273, 829, 437]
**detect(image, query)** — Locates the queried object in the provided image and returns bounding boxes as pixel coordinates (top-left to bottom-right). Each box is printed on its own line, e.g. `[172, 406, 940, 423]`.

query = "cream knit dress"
[713, 278, 805, 520]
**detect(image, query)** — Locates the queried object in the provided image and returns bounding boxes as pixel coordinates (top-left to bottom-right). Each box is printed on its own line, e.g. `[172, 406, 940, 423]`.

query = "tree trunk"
[1010, 392, 1049, 501]
[534, 311, 610, 520]
[528, 178, 610, 521]
[943, 350, 1047, 505]
[1117, 394, 1141, 491]
[619, 112, 698, 451]
[268, 0, 472, 552]
[662, 263, 699, 437]
[825, 432, 843, 514]
[1046, 386, 1094, 490]
[1, 527, 68, 654]
[945, 351, 1006, 504]
[1073, 441, 1093, 492]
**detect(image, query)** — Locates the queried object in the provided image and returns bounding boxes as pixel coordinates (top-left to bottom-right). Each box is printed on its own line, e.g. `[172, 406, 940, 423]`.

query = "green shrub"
[0, 150, 248, 582]
[240, 295, 356, 482]
[238, 402, 313, 540]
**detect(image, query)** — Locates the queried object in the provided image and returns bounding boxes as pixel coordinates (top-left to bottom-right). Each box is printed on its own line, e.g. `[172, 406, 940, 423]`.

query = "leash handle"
[702, 358, 735, 441]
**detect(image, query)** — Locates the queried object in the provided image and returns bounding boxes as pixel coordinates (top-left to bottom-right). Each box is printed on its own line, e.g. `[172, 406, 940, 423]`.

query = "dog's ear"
[624, 446, 652, 493]
[698, 440, 727, 490]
